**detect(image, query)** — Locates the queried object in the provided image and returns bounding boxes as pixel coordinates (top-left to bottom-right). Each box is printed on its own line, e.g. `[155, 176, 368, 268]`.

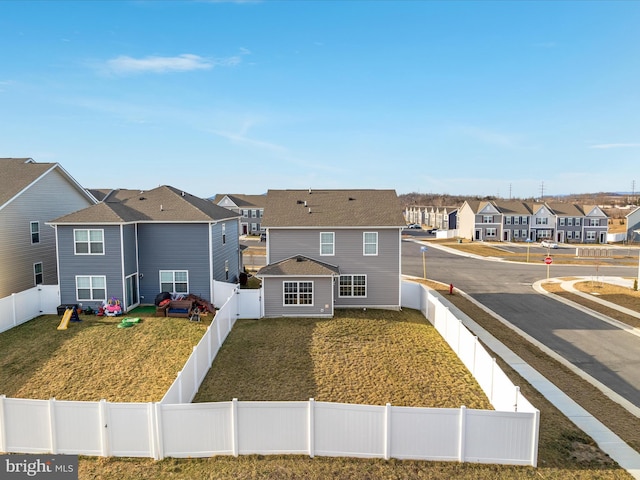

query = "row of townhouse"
[457, 199, 609, 244]
[404, 205, 459, 230]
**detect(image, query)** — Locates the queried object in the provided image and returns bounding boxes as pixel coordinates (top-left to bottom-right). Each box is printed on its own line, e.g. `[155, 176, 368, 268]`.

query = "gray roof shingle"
[0, 158, 55, 207]
[261, 189, 405, 228]
[50, 185, 240, 224]
[257, 255, 340, 277]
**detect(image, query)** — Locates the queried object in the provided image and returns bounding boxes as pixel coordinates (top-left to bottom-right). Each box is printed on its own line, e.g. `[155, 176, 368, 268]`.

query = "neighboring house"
[48, 185, 241, 312]
[626, 207, 640, 243]
[212, 194, 266, 235]
[457, 200, 609, 244]
[404, 205, 460, 230]
[257, 189, 405, 318]
[493, 200, 533, 242]
[581, 205, 609, 244]
[0, 158, 97, 299]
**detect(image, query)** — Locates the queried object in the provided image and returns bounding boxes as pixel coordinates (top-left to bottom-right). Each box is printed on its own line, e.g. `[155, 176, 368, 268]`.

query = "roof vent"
[181, 191, 185, 197]
[348, 197, 355, 201]
[296, 256, 305, 262]
[308, 188, 312, 194]
[160, 204, 163, 211]
[139, 197, 146, 201]
[308, 207, 311, 214]
[304, 200, 307, 207]
[296, 200, 304, 205]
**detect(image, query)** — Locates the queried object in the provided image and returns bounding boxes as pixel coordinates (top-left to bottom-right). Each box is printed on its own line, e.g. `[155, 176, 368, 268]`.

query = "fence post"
[458, 406, 467, 462]
[193, 346, 198, 396]
[11, 293, 17, 327]
[154, 403, 164, 461]
[231, 398, 239, 457]
[48, 398, 57, 454]
[99, 399, 109, 457]
[531, 410, 540, 467]
[384, 403, 391, 461]
[308, 398, 315, 458]
[0, 395, 6, 453]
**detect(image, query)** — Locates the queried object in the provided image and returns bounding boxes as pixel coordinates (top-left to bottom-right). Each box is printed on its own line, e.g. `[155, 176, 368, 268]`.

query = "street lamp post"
[635, 230, 640, 290]
[420, 246, 428, 279]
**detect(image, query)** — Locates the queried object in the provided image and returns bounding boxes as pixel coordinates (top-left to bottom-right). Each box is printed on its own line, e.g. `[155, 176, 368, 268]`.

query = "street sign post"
[525, 238, 533, 263]
[545, 256, 552, 280]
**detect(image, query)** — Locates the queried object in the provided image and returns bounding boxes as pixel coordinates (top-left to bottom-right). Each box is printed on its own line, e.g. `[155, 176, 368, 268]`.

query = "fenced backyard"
[0, 285, 59, 334]
[0, 281, 539, 466]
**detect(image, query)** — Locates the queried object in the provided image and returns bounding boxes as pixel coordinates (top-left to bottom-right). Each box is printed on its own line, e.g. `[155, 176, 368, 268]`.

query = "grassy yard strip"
[0, 313, 210, 402]
[194, 309, 491, 409]
[426, 281, 639, 465]
[542, 281, 640, 329]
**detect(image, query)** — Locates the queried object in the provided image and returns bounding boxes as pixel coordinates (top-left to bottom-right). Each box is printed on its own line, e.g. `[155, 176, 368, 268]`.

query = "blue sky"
[2, 1, 639, 199]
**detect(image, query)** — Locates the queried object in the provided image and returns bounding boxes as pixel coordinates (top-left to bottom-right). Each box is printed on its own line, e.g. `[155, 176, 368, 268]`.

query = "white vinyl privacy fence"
[0, 281, 539, 466]
[0, 285, 59, 334]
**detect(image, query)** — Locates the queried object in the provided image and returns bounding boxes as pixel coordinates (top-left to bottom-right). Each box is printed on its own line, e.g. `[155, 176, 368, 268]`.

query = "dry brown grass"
[194, 309, 491, 409]
[0, 313, 210, 402]
[541, 280, 640, 329]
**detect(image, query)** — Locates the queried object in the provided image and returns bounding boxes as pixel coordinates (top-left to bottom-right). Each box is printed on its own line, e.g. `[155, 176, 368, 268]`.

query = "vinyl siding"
[211, 219, 240, 284]
[262, 276, 333, 317]
[57, 225, 123, 309]
[268, 228, 401, 308]
[122, 224, 137, 276]
[137, 223, 211, 303]
[0, 169, 94, 298]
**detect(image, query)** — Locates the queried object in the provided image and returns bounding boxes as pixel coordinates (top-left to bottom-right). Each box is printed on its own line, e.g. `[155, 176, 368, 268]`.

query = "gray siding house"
[257, 189, 405, 318]
[0, 158, 97, 299]
[212, 194, 266, 236]
[49, 186, 240, 312]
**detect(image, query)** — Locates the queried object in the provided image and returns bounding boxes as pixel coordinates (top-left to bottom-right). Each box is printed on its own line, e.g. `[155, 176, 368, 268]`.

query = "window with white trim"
[483, 215, 493, 223]
[535, 217, 548, 225]
[505, 216, 512, 225]
[514, 216, 520, 225]
[339, 274, 367, 297]
[34, 262, 43, 285]
[320, 232, 334, 255]
[160, 270, 188, 294]
[485, 228, 496, 237]
[514, 230, 520, 238]
[363, 232, 378, 255]
[567, 218, 573, 226]
[242, 209, 249, 218]
[559, 218, 565, 226]
[590, 218, 600, 226]
[586, 231, 596, 241]
[74, 229, 104, 255]
[283, 281, 313, 305]
[30, 221, 40, 244]
[521, 229, 528, 238]
[76, 275, 106, 301]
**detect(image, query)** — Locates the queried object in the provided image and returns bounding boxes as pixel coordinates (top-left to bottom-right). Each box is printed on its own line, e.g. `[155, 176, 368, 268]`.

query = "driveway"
[401, 239, 640, 409]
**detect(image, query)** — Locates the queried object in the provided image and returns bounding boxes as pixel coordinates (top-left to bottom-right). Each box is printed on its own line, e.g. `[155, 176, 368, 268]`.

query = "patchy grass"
[194, 309, 491, 409]
[541, 280, 640, 329]
[0, 313, 209, 402]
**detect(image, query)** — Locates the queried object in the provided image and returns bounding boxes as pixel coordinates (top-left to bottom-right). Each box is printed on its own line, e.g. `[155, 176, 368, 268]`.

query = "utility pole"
[540, 181, 545, 200]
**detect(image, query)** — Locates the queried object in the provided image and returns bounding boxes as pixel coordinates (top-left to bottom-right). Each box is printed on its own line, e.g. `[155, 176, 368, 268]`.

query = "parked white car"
[540, 240, 558, 249]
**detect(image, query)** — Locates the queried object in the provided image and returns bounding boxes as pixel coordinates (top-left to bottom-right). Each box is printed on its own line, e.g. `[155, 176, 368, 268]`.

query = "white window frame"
[320, 232, 335, 256]
[339, 274, 367, 298]
[363, 232, 378, 256]
[30, 221, 40, 244]
[34, 262, 43, 285]
[283, 281, 314, 306]
[514, 230, 520, 238]
[483, 215, 493, 224]
[159, 270, 189, 294]
[590, 218, 600, 226]
[567, 218, 573, 226]
[242, 209, 249, 218]
[559, 218, 565, 226]
[522, 229, 528, 238]
[505, 216, 511, 225]
[586, 231, 596, 241]
[485, 227, 497, 237]
[75, 275, 106, 301]
[74, 229, 104, 255]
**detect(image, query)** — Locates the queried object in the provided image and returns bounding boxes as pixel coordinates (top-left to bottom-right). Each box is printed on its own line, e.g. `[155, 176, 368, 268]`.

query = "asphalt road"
[401, 238, 640, 409]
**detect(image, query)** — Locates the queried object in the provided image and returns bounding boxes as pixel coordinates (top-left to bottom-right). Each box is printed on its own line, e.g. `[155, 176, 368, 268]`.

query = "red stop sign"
[544, 256, 553, 265]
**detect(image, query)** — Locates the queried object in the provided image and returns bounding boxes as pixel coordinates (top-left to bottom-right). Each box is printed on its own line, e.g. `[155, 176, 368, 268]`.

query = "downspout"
[120, 225, 126, 310]
[52, 224, 61, 306]
[209, 222, 214, 304]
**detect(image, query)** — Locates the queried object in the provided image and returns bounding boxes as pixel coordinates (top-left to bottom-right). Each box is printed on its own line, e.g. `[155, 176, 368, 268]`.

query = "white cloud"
[589, 143, 640, 149]
[104, 53, 240, 75]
